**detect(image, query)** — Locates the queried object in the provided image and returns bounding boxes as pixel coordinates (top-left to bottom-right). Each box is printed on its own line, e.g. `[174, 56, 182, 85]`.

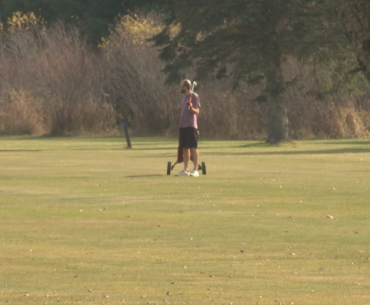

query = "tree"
[152, 0, 348, 143]
[334, 1, 370, 83]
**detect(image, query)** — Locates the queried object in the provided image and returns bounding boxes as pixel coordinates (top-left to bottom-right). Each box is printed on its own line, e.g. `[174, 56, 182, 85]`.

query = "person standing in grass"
[176, 79, 201, 177]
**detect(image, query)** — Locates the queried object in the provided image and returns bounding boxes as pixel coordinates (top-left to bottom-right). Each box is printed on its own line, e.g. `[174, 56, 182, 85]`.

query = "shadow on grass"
[0, 150, 42, 153]
[126, 174, 164, 178]
[240, 142, 273, 148]
[202, 147, 370, 156]
[126, 147, 174, 151]
[319, 140, 370, 145]
[0, 135, 75, 140]
[0, 135, 175, 143]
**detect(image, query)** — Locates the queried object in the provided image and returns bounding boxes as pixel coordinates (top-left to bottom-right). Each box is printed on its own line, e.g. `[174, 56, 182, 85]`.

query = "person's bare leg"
[190, 148, 199, 171]
[183, 148, 190, 171]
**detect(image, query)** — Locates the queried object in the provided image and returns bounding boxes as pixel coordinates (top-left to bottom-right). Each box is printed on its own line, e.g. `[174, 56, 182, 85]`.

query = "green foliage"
[307, 53, 368, 100]
[152, 0, 355, 92]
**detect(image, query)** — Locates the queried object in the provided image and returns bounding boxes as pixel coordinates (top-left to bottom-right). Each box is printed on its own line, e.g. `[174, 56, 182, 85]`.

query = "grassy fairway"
[1, 137, 370, 304]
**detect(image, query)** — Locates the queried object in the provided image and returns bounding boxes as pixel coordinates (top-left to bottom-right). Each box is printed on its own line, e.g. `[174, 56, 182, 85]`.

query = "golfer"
[176, 79, 201, 177]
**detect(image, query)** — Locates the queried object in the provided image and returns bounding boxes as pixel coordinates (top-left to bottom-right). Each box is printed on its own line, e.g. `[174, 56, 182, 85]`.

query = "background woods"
[0, 2, 370, 140]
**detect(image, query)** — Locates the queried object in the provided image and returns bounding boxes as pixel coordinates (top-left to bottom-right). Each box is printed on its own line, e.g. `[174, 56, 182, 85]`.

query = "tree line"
[0, 0, 370, 142]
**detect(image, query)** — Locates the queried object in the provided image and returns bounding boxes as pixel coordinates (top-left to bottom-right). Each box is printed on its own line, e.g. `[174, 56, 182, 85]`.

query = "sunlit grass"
[1, 137, 370, 304]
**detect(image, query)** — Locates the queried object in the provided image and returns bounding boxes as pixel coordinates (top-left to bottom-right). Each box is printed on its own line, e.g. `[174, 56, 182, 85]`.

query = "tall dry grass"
[0, 13, 117, 136]
[0, 90, 44, 135]
[100, 14, 180, 136]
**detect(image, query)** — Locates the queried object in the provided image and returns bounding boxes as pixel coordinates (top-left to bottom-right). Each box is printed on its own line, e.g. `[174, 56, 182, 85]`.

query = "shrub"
[0, 12, 117, 136]
[0, 90, 44, 135]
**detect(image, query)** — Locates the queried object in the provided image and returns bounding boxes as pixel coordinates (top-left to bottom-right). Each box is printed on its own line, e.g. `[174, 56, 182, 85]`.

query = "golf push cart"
[167, 146, 206, 175]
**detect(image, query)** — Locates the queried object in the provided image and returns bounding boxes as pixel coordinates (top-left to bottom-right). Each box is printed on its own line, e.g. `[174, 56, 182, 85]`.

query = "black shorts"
[179, 127, 198, 149]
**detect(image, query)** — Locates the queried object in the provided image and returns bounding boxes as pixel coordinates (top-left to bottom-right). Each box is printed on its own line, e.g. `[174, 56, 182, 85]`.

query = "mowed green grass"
[1, 137, 370, 305]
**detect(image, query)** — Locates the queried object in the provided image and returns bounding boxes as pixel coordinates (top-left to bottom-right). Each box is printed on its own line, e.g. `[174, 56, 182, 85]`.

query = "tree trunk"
[266, 96, 289, 144]
[335, 1, 370, 82]
[265, 56, 289, 144]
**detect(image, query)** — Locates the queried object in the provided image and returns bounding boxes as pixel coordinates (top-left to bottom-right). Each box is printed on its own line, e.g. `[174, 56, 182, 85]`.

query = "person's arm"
[188, 94, 200, 115]
[189, 104, 200, 115]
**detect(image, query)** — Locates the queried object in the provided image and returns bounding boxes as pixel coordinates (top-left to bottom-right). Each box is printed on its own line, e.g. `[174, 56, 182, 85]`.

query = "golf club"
[188, 81, 197, 110]
[192, 81, 197, 92]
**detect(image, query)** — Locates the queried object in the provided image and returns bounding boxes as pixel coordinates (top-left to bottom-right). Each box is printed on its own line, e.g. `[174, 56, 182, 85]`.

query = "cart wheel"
[201, 162, 206, 175]
[167, 161, 172, 175]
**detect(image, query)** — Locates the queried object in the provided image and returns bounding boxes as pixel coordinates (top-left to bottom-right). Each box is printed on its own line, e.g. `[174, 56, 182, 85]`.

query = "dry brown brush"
[100, 14, 180, 136]
[0, 13, 116, 136]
